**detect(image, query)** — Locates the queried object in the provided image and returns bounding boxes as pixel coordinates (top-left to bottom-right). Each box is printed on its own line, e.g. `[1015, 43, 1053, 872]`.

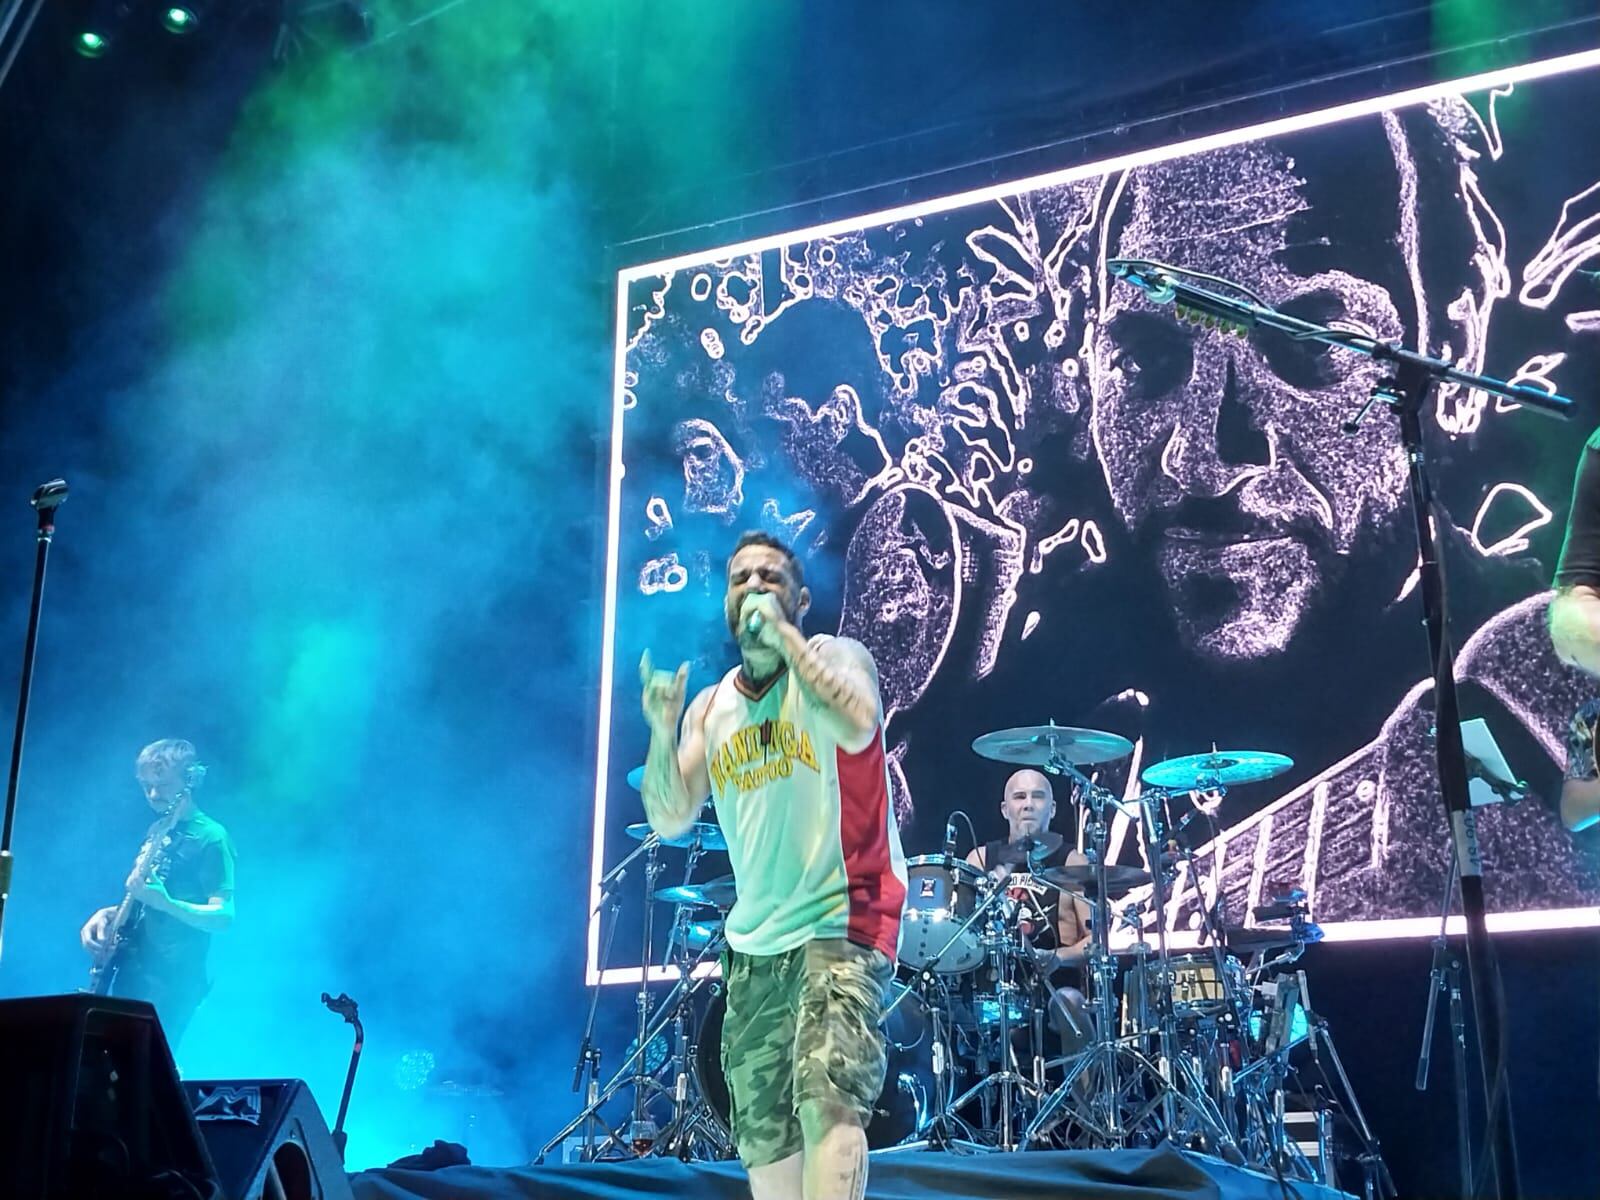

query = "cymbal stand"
[660, 834, 708, 969]
[537, 929, 726, 1163]
[941, 905, 1046, 1150]
[884, 877, 1014, 1153]
[563, 831, 660, 1162]
[1024, 761, 1131, 1146]
[1154, 788, 1252, 1145]
[628, 839, 666, 1147]
[1134, 786, 1243, 1160]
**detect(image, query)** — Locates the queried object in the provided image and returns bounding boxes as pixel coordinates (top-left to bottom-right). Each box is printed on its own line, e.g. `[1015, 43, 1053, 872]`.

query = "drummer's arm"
[1052, 892, 1092, 965]
[641, 688, 712, 841]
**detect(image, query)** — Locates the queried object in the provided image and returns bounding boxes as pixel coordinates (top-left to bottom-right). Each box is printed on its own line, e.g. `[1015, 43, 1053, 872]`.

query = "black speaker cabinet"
[0, 993, 216, 1199]
[183, 1078, 353, 1200]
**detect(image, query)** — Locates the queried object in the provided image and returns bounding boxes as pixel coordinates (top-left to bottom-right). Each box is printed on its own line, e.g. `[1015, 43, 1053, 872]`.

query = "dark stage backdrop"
[594, 51, 1600, 980]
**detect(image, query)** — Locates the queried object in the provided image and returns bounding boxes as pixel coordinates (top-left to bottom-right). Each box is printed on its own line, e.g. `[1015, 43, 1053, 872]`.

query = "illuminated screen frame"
[592, 47, 1600, 984]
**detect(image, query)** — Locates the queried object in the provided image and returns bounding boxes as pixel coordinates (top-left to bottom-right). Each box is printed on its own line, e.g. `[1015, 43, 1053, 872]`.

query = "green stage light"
[161, 6, 198, 33]
[74, 30, 110, 57]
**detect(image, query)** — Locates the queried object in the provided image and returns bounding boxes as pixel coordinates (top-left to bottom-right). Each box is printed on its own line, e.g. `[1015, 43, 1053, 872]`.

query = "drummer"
[966, 768, 1093, 1045]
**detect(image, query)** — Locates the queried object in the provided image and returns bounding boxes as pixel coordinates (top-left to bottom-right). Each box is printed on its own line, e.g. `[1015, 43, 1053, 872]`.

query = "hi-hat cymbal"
[971, 723, 1134, 768]
[988, 831, 1065, 868]
[626, 821, 728, 852]
[1034, 863, 1151, 895]
[1141, 750, 1293, 790]
[625, 766, 646, 790]
[684, 919, 724, 953]
[655, 875, 737, 909]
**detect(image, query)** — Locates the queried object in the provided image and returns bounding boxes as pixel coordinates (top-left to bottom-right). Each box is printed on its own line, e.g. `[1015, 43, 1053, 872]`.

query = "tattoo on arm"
[784, 632, 879, 737]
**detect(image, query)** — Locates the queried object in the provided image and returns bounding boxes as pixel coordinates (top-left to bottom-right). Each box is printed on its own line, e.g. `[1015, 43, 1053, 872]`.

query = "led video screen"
[594, 50, 1600, 980]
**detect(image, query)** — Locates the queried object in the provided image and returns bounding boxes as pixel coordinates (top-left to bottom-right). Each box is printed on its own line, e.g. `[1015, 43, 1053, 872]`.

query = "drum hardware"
[539, 820, 736, 1165]
[538, 922, 730, 1163]
[1025, 770, 1244, 1161]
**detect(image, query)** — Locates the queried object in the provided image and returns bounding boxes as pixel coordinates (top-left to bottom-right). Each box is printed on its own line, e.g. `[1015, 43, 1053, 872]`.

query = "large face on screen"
[1087, 141, 1420, 660]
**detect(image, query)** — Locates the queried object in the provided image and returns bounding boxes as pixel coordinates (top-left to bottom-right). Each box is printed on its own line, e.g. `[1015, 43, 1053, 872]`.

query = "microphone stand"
[1107, 259, 1571, 1200]
[321, 992, 364, 1161]
[1416, 852, 1471, 1200]
[0, 480, 68, 967]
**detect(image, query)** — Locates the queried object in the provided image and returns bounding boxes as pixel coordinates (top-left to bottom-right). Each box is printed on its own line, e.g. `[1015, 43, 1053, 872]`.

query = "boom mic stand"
[1106, 258, 1574, 1200]
[0, 479, 68, 967]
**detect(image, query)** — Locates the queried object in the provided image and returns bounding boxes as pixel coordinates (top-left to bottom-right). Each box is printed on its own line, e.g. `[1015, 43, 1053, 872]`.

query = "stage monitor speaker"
[183, 1078, 354, 1200]
[0, 993, 217, 1199]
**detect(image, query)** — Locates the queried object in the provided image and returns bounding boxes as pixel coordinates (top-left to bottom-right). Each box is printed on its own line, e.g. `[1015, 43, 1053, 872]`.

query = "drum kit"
[539, 724, 1389, 1197]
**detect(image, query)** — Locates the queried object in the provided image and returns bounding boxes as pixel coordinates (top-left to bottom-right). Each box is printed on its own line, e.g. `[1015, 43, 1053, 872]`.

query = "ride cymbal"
[972, 723, 1134, 768]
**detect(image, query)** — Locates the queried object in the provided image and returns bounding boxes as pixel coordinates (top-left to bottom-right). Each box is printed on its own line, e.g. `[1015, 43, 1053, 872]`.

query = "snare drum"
[1163, 953, 1243, 1018]
[898, 854, 988, 973]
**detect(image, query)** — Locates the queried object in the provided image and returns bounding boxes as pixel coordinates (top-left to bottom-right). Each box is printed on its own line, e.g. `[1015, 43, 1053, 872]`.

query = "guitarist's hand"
[132, 877, 173, 913]
[80, 906, 116, 957]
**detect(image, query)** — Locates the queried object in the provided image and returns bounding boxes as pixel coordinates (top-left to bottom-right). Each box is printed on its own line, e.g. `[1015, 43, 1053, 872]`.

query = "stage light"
[161, 6, 198, 33]
[73, 0, 130, 58]
[73, 30, 110, 57]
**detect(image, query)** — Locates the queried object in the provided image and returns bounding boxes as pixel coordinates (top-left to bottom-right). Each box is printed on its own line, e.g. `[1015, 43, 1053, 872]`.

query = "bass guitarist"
[79, 739, 236, 1049]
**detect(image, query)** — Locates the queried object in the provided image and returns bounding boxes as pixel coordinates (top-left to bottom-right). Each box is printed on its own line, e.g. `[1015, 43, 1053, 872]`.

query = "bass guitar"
[86, 804, 184, 995]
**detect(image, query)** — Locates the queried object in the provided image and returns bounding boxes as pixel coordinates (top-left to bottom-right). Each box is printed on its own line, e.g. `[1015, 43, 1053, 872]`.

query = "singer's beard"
[738, 643, 786, 685]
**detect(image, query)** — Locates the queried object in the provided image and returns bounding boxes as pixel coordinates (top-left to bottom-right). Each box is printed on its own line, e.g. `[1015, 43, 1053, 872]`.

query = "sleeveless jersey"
[980, 836, 1073, 952]
[700, 637, 906, 958]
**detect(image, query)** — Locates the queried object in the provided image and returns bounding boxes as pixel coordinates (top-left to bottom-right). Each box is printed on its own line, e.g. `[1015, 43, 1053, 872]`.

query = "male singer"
[640, 531, 906, 1200]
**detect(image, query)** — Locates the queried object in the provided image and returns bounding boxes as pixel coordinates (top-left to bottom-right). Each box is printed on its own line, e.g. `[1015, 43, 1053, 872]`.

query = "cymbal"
[684, 919, 723, 952]
[655, 875, 737, 909]
[1034, 863, 1151, 894]
[1222, 923, 1323, 954]
[1141, 750, 1293, 790]
[625, 766, 645, 790]
[988, 831, 1065, 868]
[971, 723, 1134, 768]
[626, 821, 728, 851]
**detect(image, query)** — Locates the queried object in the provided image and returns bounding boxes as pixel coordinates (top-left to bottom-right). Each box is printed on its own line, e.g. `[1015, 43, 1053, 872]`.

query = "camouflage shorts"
[720, 938, 893, 1168]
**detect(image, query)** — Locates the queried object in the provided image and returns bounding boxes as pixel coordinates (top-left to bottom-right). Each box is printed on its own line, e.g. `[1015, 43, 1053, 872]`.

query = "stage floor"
[351, 1146, 1355, 1199]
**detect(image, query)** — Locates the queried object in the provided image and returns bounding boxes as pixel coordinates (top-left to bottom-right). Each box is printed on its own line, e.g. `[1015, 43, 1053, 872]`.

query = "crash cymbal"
[971, 723, 1134, 768]
[1222, 923, 1324, 954]
[1034, 862, 1151, 895]
[655, 875, 738, 909]
[625, 766, 645, 790]
[1141, 750, 1293, 791]
[626, 821, 728, 851]
[988, 831, 1065, 868]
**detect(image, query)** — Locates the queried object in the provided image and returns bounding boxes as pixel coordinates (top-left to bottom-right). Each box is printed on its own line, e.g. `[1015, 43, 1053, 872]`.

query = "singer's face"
[1001, 770, 1055, 838]
[1087, 145, 1410, 660]
[137, 763, 188, 812]
[724, 544, 805, 640]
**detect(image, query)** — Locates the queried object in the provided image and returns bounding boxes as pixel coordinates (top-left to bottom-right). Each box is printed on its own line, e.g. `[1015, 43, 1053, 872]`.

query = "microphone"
[1464, 752, 1527, 805]
[944, 818, 959, 861]
[744, 611, 764, 638]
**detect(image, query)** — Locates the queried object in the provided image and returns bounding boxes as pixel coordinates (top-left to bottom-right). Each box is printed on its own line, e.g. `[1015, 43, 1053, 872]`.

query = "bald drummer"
[966, 769, 1093, 1045]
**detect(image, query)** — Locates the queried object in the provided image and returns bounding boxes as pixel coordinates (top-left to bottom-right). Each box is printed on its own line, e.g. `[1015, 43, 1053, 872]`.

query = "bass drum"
[694, 983, 933, 1149]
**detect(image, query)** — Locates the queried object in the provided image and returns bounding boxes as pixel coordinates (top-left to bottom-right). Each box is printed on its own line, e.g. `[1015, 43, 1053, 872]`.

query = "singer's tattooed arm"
[775, 628, 881, 750]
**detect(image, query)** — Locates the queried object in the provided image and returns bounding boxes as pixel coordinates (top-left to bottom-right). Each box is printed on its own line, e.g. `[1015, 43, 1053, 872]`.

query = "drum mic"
[944, 818, 959, 861]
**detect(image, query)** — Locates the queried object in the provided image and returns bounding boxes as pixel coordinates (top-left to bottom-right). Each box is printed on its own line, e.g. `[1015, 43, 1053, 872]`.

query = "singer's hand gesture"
[640, 651, 689, 736]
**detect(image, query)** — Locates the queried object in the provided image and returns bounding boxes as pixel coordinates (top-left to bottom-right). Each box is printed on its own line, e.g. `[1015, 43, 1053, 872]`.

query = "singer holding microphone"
[638, 531, 906, 1200]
